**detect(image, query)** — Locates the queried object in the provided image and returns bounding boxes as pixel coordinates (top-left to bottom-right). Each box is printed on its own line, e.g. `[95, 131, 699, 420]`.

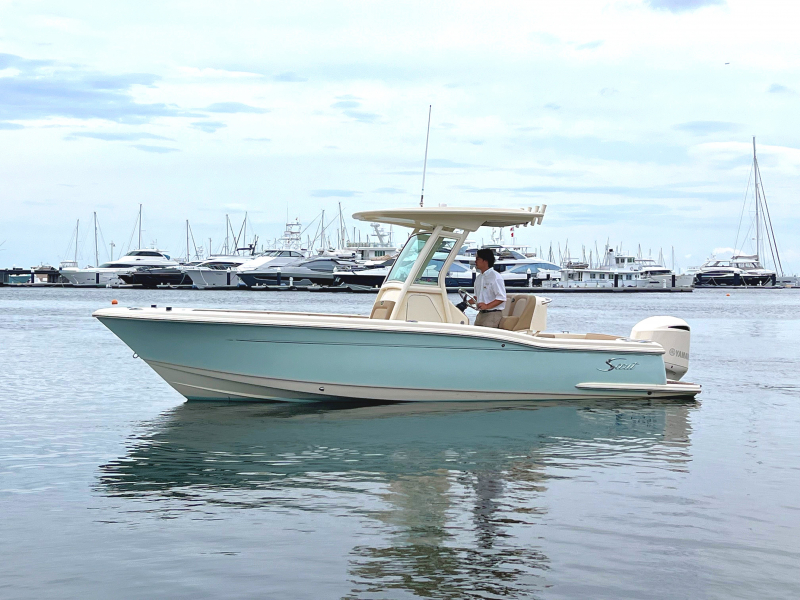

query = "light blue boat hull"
[96, 314, 683, 402]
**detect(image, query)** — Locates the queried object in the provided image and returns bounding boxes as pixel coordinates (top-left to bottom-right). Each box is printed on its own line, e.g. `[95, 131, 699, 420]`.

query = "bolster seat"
[499, 294, 538, 331]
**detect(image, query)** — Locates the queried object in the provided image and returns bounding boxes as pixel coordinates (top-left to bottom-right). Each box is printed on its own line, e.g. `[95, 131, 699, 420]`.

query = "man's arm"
[476, 298, 503, 310]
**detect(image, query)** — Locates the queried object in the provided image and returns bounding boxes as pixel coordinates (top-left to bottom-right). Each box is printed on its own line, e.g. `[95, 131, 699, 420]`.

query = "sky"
[1, 0, 799, 273]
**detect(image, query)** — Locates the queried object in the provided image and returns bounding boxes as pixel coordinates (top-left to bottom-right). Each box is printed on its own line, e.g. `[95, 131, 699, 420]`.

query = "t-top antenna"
[420, 105, 431, 207]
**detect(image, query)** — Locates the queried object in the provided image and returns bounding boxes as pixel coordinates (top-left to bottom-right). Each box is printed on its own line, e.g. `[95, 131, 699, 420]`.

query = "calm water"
[1, 287, 799, 599]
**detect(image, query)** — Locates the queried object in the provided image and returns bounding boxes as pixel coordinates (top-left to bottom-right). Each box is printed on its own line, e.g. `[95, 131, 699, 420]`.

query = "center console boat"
[94, 206, 700, 402]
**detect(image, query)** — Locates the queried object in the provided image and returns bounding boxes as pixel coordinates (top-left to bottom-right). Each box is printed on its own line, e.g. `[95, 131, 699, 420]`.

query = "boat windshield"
[387, 234, 455, 285]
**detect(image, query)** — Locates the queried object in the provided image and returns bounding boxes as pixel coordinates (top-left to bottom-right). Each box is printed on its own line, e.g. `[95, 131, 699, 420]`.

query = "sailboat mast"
[420, 105, 431, 208]
[753, 137, 760, 261]
[186, 220, 190, 262]
[225, 215, 230, 255]
[93, 211, 99, 266]
[74, 219, 79, 263]
[752, 138, 785, 277]
[138, 204, 142, 249]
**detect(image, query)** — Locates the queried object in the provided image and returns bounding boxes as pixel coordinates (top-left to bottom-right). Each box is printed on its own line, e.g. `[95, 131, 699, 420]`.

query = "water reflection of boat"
[98, 400, 693, 598]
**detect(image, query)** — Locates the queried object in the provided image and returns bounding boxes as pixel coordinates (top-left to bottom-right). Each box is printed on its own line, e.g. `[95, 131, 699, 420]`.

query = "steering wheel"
[458, 288, 477, 307]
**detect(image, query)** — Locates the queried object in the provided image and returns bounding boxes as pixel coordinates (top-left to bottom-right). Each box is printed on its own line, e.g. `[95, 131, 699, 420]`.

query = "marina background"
[2, 286, 798, 598]
[2, 1, 800, 273]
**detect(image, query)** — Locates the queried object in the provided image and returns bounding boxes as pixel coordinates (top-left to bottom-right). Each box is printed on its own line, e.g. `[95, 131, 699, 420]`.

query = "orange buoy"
[726, 293, 730, 297]
[111, 299, 118, 305]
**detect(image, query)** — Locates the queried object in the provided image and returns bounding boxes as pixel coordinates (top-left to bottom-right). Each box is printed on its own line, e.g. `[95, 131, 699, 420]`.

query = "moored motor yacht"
[182, 255, 257, 290]
[545, 250, 691, 289]
[60, 250, 178, 287]
[94, 205, 700, 402]
[237, 256, 359, 288]
[118, 263, 202, 288]
[231, 250, 307, 288]
[333, 257, 475, 288]
[693, 255, 776, 287]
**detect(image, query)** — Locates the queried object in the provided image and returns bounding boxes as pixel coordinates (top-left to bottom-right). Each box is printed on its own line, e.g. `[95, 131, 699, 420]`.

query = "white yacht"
[693, 255, 775, 287]
[94, 205, 700, 403]
[59, 250, 178, 287]
[333, 256, 474, 288]
[182, 255, 257, 290]
[634, 258, 694, 288]
[546, 250, 691, 289]
[456, 245, 561, 287]
[233, 250, 309, 288]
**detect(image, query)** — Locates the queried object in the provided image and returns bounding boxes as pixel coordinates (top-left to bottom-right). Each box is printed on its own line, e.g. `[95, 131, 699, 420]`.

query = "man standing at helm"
[471, 248, 506, 328]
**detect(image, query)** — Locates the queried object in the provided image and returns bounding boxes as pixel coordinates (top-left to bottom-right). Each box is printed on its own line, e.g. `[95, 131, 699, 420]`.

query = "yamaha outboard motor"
[630, 316, 691, 381]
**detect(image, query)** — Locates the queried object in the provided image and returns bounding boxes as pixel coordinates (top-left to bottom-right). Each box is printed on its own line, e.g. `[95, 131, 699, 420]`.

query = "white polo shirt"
[475, 267, 506, 310]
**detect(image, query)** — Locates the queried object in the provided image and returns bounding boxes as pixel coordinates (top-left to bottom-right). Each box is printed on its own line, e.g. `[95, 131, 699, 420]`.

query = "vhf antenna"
[420, 105, 431, 207]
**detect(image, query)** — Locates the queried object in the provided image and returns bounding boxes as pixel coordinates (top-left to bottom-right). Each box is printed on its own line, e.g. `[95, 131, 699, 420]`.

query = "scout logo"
[598, 358, 639, 372]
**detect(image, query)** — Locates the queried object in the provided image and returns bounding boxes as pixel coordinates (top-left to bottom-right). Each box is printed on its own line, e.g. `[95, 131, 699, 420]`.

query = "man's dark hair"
[476, 248, 495, 267]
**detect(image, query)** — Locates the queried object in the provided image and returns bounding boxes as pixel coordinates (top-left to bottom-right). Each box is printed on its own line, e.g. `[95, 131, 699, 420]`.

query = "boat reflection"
[99, 399, 696, 598]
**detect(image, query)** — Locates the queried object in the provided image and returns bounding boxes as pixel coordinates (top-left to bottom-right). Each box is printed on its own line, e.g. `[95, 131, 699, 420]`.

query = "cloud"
[0, 121, 24, 130]
[273, 72, 307, 82]
[528, 31, 561, 45]
[329, 97, 378, 122]
[673, 121, 740, 135]
[176, 66, 262, 79]
[191, 120, 226, 133]
[511, 166, 584, 178]
[455, 182, 733, 201]
[131, 145, 180, 153]
[0, 53, 201, 124]
[576, 40, 603, 50]
[645, 0, 725, 12]
[544, 202, 682, 225]
[206, 102, 269, 113]
[244, 137, 271, 142]
[310, 189, 360, 197]
[599, 87, 619, 96]
[514, 134, 688, 164]
[544, 102, 561, 110]
[66, 131, 171, 141]
[768, 83, 794, 94]
[331, 100, 360, 109]
[0, 53, 53, 69]
[427, 158, 474, 168]
[342, 109, 379, 123]
[374, 187, 406, 194]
